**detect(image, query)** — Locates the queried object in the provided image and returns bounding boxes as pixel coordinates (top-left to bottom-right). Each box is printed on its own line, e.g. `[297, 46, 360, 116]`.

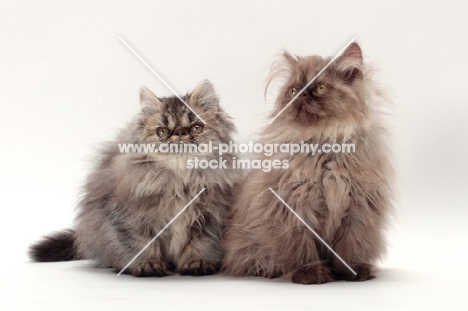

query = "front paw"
[334, 263, 375, 282]
[178, 260, 218, 276]
[291, 263, 334, 285]
[127, 261, 172, 277]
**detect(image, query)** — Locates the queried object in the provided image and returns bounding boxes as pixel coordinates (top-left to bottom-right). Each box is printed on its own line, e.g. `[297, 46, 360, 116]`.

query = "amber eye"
[315, 84, 328, 95]
[190, 124, 204, 134]
[288, 87, 297, 98]
[156, 127, 170, 138]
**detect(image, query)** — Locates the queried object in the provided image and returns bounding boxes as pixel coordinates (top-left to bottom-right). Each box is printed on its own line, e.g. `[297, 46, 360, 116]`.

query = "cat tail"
[29, 229, 80, 262]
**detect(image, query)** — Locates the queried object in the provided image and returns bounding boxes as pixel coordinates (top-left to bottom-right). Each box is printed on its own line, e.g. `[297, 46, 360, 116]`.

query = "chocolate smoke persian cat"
[30, 80, 240, 277]
[222, 43, 393, 284]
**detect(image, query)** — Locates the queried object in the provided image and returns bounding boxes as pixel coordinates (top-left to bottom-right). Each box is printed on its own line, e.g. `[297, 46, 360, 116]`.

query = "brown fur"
[221, 43, 394, 284]
[30, 80, 242, 277]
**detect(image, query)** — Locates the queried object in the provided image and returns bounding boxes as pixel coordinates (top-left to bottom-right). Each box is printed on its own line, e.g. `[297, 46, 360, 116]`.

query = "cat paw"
[178, 260, 218, 276]
[128, 261, 172, 277]
[291, 263, 334, 285]
[334, 263, 375, 282]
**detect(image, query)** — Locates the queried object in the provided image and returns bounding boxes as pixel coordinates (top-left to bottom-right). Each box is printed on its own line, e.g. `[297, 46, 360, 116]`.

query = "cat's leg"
[222, 226, 285, 278]
[124, 252, 173, 278]
[320, 164, 386, 282]
[117, 260, 173, 277]
[264, 184, 334, 285]
[290, 262, 335, 285]
[223, 190, 333, 284]
[221, 191, 287, 279]
[286, 228, 335, 285]
[329, 210, 384, 282]
[109, 223, 174, 277]
[175, 212, 224, 276]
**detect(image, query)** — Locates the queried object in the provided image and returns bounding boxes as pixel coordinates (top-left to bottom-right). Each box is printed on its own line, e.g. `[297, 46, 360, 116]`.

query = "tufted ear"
[338, 42, 364, 83]
[139, 87, 162, 117]
[264, 51, 299, 98]
[190, 80, 219, 110]
[342, 42, 363, 61]
[282, 51, 298, 67]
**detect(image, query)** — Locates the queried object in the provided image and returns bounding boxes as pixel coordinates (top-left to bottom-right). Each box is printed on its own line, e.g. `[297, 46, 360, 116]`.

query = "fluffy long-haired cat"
[30, 80, 241, 277]
[221, 43, 393, 284]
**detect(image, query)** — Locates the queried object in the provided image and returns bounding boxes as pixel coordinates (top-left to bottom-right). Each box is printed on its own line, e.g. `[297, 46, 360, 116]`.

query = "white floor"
[3, 262, 465, 311]
[4, 201, 468, 311]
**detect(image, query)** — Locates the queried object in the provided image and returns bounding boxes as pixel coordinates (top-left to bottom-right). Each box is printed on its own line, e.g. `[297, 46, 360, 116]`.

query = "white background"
[1, 0, 467, 310]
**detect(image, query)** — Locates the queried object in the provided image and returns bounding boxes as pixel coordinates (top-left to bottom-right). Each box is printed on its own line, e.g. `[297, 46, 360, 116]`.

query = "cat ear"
[282, 51, 298, 67]
[338, 42, 364, 83]
[139, 87, 162, 117]
[190, 80, 219, 110]
[264, 51, 298, 98]
[343, 42, 363, 61]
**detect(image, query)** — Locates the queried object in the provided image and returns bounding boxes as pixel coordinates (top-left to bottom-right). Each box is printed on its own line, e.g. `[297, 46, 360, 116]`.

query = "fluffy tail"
[29, 229, 79, 262]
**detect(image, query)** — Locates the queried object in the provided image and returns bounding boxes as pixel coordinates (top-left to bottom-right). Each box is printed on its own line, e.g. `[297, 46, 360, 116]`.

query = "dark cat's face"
[273, 43, 368, 127]
[144, 96, 209, 145]
[135, 80, 235, 152]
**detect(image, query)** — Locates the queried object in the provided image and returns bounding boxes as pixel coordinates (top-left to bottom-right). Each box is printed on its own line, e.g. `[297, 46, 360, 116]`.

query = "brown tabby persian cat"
[221, 43, 393, 284]
[30, 80, 241, 277]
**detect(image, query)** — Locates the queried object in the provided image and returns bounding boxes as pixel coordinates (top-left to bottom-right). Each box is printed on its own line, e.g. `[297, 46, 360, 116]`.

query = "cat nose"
[173, 127, 188, 136]
[300, 89, 310, 98]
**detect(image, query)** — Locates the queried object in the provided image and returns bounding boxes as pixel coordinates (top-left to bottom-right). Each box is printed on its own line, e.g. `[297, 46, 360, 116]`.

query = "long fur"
[221, 43, 394, 284]
[30, 80, 242, 277]
[30, 230, 77, 262]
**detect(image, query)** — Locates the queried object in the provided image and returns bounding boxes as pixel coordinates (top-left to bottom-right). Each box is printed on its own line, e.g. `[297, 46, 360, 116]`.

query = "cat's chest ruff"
[161, 156, 191, 175]
[288, 154, 352, 218]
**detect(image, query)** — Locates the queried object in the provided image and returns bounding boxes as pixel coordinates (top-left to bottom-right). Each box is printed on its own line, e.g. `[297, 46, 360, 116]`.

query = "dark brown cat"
[221, 43, 393, 284]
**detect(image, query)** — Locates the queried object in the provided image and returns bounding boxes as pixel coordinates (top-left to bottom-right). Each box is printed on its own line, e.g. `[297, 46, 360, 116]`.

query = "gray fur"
[31, 80, 241, 277]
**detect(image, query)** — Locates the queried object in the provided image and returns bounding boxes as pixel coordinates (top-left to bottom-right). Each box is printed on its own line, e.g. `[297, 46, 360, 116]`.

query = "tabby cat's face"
[135, 80, 235, 153]
[143, 97, 215, 146]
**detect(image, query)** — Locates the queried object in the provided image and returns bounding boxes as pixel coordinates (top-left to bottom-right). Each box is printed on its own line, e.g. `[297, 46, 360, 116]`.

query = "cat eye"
[288, 87, 297, 98]
[190, 124, 204, 134]
[156, 127, 170, 138]
[314, 84, 328, 95]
